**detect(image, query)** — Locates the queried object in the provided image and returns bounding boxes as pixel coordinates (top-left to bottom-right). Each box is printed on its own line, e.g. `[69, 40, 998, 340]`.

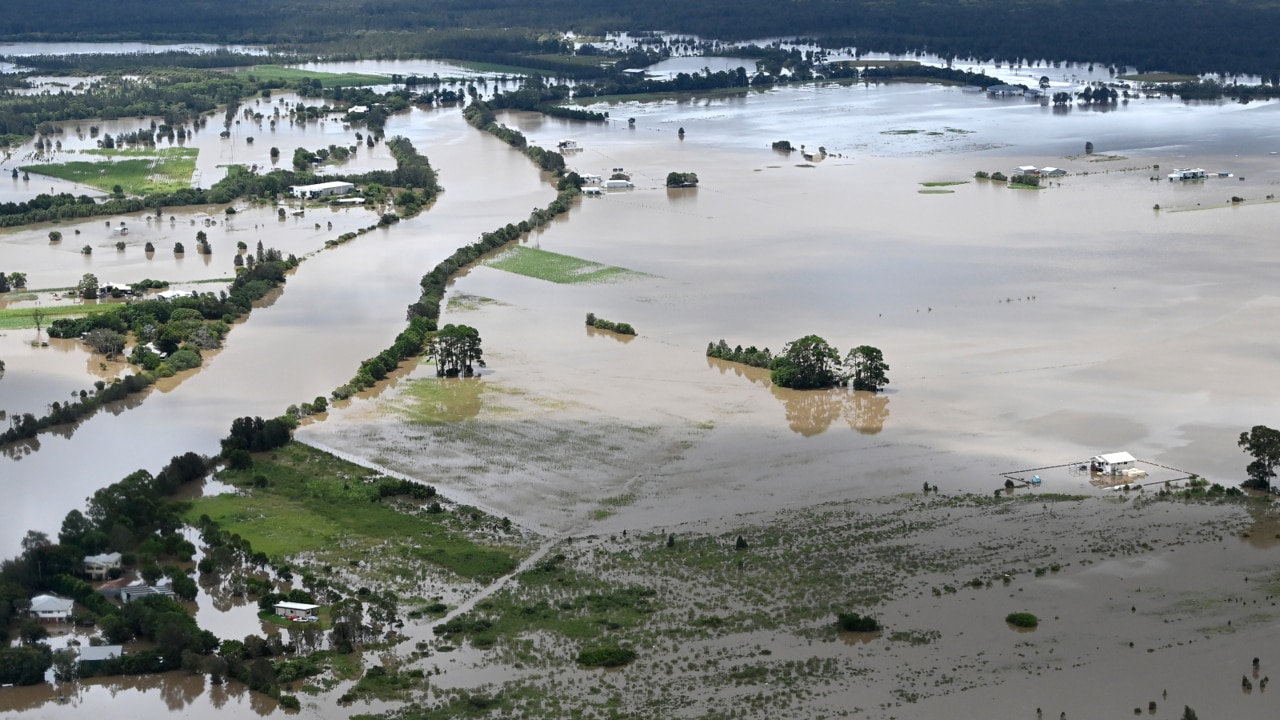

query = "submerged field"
[21, 147, 198, 195]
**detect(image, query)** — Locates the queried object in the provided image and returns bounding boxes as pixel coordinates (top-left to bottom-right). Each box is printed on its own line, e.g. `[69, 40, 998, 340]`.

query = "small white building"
[1168, 168, 1207, 181]
[30, 594, 74, 623]
[274, 601, 321, 620]
[1091, 451, 1138, 476]
[603, 179, 634, 189]
[987, 84, 1025, 96]
[1013, 165, 1039, 175]
[84, 552, 122, 581]
[1040, 167, 1067, 177]
[579, 174, 602, 186]
[289, 181, 356, 199]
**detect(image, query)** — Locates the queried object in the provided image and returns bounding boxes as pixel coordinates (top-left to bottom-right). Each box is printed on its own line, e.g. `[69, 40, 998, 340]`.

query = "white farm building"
[289, 181, 356, 199]
[1090, 451, 1137, 476]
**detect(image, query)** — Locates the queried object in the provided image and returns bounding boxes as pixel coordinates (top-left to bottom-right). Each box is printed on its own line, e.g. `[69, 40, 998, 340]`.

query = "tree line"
[6, 1, 1280, 77]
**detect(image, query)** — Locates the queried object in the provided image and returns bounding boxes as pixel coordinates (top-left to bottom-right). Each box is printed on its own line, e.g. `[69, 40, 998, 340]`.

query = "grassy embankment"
[231, 66, 388, 87]
[484, 246, 650, 284]
[184, 442, 523, 584]
[21, 147, 198, 195]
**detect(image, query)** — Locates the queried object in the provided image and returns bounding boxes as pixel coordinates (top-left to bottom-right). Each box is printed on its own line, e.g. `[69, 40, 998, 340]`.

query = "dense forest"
[2, 2, 1279, 77]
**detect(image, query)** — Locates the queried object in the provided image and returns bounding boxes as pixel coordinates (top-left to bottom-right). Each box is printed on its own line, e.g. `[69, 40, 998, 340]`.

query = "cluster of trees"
[770, 336, 890, 392]
[706, 340, 774, 369]
[585, 313, 636, 336]
[0, 271, 28, 292]
[707, 336, 889, 391]
[665, 172, 699, 188]
[428, 324, 485, 377]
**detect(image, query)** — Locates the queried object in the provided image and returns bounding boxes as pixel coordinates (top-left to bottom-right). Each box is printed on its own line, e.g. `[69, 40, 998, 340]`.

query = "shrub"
[1006, 612, 1039, 628]
[577, 642, 636, 668]
[836, 612, 881, 632]
[278, 695, 300, 710]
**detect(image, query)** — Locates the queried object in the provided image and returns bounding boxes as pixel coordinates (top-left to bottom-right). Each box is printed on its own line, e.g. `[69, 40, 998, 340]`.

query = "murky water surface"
[3, 50, 1280, 719]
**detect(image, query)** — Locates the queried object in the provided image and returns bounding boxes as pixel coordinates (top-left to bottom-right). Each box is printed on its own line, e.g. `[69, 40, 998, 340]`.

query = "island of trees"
[708, 335, 889, 391]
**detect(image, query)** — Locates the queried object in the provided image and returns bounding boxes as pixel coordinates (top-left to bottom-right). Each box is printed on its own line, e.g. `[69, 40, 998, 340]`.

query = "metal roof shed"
[1091, 452, 1137, 475]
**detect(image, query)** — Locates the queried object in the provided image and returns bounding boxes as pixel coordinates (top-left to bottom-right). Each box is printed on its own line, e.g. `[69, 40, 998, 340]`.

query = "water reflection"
[585, 325, 636, 344]
[705, 357, 890, 435]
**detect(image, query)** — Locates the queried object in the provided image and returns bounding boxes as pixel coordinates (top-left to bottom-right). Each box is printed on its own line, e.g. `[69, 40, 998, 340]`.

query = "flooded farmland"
[3, 59, 1280, 719]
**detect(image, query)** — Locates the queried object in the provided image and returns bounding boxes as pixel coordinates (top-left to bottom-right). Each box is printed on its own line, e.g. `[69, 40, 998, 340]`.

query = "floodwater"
[4, 62, 1280, 720]
[305, 88, 1280, 534]
[0, 105, 553, 556]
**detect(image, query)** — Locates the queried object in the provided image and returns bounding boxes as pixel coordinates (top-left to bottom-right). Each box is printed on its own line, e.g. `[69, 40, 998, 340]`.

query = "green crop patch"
[485, 246, 651, 284]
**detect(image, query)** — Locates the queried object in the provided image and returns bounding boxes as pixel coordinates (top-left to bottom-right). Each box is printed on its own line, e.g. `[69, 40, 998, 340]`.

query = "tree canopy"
[1239, 425, 1280, 491]
[771, 335, 843, 390]
[429, 324, 485, 378]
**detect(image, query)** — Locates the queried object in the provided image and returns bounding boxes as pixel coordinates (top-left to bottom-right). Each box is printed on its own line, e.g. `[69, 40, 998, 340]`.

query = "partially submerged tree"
[771, 334, 841, 389]
[1239, 425, 1280, 491]
[76, 272, 99, 299]
[846, 345, 890, 392]
[428, 324, 485, 377]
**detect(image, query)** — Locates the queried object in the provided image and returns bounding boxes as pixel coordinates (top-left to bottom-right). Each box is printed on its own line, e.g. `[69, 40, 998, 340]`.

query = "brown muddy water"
[4, 74, 1280, 719]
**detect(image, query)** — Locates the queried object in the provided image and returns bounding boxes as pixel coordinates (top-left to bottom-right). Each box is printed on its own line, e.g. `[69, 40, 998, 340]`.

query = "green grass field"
[22, 147, 197, 195]
[920, 181, 968, 187]
[184, 443, 520, 581]
[1117, 72, 1198, 83]
[0, 304, 110, 330]
[485, 246, 650, 284]
[232, 65, 388, 87]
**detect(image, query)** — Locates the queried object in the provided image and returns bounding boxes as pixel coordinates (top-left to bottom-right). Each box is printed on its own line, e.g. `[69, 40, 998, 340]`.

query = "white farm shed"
[1091, 451, 1137, 476]
[274, 601, 321, 620]
[289, 181, 355, 199]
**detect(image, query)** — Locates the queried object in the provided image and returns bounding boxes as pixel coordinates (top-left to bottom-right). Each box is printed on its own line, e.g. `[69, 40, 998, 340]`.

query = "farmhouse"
[987, 84, 1026, 96]
[83, 552, 122, 580]
[1040, 167, 1067, 177]
[274, 601, 321, 621]
[1168, 168, 1207, 180]
[29, 594, 74, 622]
[289, 181, 356, 199]
[1091, 451, 1137, 476]
[1014, 165, 1039, 175]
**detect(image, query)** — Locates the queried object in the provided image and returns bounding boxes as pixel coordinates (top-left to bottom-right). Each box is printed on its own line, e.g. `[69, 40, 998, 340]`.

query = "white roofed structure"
[289, 181, 356, 199]
[1091, 451, 1137, 475]
[30, 594, 74, 622]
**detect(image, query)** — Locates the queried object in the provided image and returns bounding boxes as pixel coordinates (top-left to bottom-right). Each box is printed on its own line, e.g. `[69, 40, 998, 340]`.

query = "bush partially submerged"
[1006, 612, 1039, 628]
[836, 612, 881, 632]
[577, 642, 636, 668]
